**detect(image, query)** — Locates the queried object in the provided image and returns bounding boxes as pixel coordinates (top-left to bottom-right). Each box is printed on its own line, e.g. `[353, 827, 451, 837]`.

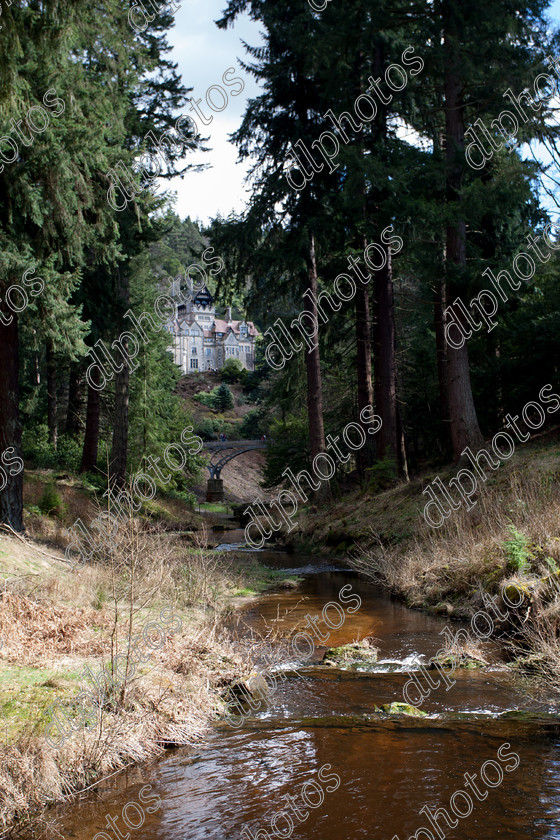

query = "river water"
[46, 552, 560, 840]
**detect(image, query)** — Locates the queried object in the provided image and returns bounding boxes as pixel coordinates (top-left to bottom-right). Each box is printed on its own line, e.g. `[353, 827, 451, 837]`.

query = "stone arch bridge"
[202, 439, 269, 501]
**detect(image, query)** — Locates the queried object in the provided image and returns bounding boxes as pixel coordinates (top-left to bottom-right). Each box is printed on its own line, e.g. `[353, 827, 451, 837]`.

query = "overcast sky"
[163, 0, 560, 227]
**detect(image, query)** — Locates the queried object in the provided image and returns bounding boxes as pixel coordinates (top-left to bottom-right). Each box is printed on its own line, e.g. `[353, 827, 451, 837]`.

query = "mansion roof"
[211, 318, 258, 336]
[169, 316, 258, 339]
[166, 282, 259, 343]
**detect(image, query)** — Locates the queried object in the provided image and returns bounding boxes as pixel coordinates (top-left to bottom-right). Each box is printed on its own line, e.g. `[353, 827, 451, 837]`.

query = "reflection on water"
[54, 724, 560, 840]
[38, 559, 560, 840]
[238, 568, 473, 663]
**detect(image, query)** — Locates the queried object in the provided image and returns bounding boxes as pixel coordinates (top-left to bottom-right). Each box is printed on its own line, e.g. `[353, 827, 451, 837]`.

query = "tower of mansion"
[165, 284, 259, 373]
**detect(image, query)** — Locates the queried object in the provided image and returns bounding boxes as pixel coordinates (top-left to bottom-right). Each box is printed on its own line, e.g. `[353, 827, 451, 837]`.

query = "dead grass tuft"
[351, 471, 560, 616]
[0, 591, 110, 663]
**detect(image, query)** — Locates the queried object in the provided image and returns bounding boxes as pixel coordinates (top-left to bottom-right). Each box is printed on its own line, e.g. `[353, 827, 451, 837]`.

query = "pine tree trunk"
[443, 0, 483, 458]
[66, 364, 83, 436]
[0, 314, 24, 531]
[110, 270, 130, 488]
[493, 337, 504, 427]
[397, 405, 409, 481]
[305, 233, 327, 493]
[369, 41, 405, 477]
[373, 246, 400, 467]
[80, 366, 101, 473]
[111, 360, 129, 488]
[354, 67, 375, 478]
[355, 258, 374, 477]
[46, 340, 58, 450]
[434, 273, 451, 456]
[433, 131, 451, 457]
[59, 367, 69, 437]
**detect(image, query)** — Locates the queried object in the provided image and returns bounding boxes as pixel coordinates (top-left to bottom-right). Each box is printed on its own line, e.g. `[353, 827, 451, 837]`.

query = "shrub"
[222, 422, 237, 438]
[55, 436, 82, 472]
[193, 391, 217, 409]
[214, 383, 234, 412]
[22, 425, 82, 471]
[82, 471, 108, 493]
[194, 417, 236, 441]
[22, 424, 56, 468]
[239, 408, 268, 439]
[221, 358, 245, 383]
[243, 370, 266, 402]
[366, 456, 398, 492]
[196, 418, 221, 440]
[38, 482, 65, 518]
[168, 489, 197, 508]
[193, 384, 234, 412]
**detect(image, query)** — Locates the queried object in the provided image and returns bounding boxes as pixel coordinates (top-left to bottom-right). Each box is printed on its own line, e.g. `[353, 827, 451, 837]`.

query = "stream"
[47, 550, 560, 839]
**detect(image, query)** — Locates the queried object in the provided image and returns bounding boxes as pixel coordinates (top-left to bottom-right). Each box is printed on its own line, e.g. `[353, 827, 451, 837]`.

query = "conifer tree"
[416, 0, 557, 457]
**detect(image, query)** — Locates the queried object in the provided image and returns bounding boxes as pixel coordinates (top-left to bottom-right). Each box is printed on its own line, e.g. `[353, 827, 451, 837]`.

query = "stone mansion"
[165, 285, 259, 373]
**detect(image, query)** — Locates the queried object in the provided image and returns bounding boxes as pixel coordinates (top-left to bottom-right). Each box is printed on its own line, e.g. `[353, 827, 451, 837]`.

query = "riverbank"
[0, 522, 298, 832]
[291, 433, 560, 689]
[44, 564, 560, 840]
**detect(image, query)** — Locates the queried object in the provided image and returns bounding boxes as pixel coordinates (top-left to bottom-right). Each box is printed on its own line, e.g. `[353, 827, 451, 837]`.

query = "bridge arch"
[201, 440, 269, 501]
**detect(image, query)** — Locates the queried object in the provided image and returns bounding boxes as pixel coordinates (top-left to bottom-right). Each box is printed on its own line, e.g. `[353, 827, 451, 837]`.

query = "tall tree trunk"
[397, 404, 409, 481]
[433, 130, 451, 456]
[66, 363, 83, 436]
[0, 314, 24, 531]
[305, 233, 328, 498]
[434, 272, 451, 456]
[369, 41, 405, 477]
[80, 366, 101, 473]
[373, 246, 400, 467]
[46, 340, 58, 449]
[110, 270, 130, 488]
[493, 338, 504, 427]
[111, 357, 129, 488]
[354, 60, 375, 479]
[59, 367, 69, 437]
[355, 257, 374, 477]
[354, 114, 375, 477]
[443, 0, 483, 458]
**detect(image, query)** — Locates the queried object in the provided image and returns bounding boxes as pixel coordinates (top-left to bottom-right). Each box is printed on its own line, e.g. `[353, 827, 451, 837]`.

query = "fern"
[503, 524, 531, 574]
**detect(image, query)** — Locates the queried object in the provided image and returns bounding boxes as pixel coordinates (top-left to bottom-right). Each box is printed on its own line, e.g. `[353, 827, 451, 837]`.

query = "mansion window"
[191, 346, 197, 354]
[190, 358, 199, 369]
[206, 348, 212, 357]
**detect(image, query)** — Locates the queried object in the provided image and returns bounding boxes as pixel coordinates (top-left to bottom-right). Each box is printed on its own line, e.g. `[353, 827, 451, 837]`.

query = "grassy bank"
[0, 494, 297, 832]
[293, 433, 560, 689]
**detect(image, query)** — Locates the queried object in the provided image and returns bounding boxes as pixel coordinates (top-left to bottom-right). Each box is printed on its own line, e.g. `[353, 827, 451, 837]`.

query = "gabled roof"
[211, 319, 258, 337]
[213, 319, 230, 334]
[224, 331, 239, 345]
